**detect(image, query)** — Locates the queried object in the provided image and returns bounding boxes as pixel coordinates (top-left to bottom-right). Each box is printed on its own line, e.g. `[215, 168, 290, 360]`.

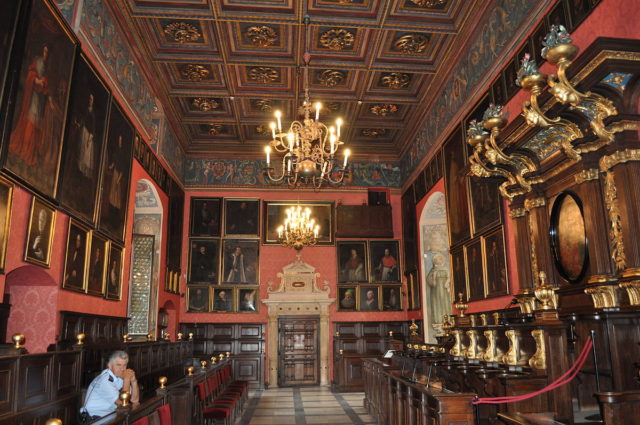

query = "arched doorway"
[418, 191, 451, 344]
[128, 179, 163, 337]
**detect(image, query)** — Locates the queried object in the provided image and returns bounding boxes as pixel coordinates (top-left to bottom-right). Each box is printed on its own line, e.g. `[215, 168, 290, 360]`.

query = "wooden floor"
[235, 386, 376, 425]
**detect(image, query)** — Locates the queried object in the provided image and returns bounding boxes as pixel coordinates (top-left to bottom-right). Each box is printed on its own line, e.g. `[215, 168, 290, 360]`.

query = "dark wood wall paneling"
[180, 322, 265, 388]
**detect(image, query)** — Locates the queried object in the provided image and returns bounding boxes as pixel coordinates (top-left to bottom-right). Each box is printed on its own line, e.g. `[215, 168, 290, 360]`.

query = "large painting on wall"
[221, 239, 259, 285]
[465, 239, 485, 301]
[369, 240, 400, 283]
[86, 233, 108, 296]
[337, 241, 368, 283]
[97, 102, 134, 242]
[263, 201, 334, 245]
[224, 198, 260, 237]
[3, 0, 76, 198]
[58, 53, 110, 223]
[443, 127, 470, 246]
[450, 247, 467, 302]
[188, 238, 220, 284]
[190, 197, 221, 237]
[24, 197, 56, 267]
[105, 243, 123, 300]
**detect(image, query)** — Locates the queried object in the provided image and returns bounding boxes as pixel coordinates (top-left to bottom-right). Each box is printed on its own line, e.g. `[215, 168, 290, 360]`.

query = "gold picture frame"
[86, 232, 108, 297]
[62, 219, 90, 293]
[212, 286, 235, 313]
[263, 201, 334, 245]
[237, 287, 259, 313]
[105, 243, 124, 300]
[0, 178, 13, 273]
[24, 196, 56, 267]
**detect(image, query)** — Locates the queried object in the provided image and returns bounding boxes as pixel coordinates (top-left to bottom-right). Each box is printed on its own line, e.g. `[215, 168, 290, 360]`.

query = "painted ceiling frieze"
[54, 0, 76, 22]
[400, 0, 537, 183]
[80, 0, 157, 133]
[184, 159, 401, 188]
[159, 123, 186, 181]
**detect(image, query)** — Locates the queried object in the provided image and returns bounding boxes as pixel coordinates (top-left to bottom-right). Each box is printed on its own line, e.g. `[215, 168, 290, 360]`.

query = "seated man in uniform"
[82, 350, 140, 419]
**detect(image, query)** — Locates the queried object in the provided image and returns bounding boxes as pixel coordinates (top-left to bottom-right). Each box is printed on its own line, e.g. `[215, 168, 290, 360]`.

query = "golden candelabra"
[276, 206, 320, 250]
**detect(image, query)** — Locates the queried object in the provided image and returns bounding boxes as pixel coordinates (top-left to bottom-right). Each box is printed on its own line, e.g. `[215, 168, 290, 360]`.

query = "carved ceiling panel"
[119, 0, 484, 158]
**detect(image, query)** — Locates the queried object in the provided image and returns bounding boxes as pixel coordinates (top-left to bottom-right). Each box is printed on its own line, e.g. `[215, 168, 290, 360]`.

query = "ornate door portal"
[278, 316, 319, 386]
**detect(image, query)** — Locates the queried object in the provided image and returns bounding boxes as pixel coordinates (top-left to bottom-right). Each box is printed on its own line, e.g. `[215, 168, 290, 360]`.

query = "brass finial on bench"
[409, 319, 419, 336]
[200, 360, 208, 369]
[45, 419, 62, 425]
[186, 366, 194, 376]
[119, 390, 131, 407]
[219, 353, 225, 361]
[159, 376, 167, 389]
[122, 334, 129, 343]
[212, 357, 217, 364]
[188, 332, 194, 340]
[146, 333, 154, 341]
[455, 293, 468, 317]
[226, 351, 231, 358]
[12, 333, 25, 349]
[388, 330, 393, 337]
[76, 333, 85, 345]
[177, 332, 183, 340]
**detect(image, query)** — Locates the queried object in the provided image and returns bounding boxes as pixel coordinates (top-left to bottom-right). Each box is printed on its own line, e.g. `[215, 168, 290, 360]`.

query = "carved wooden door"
[278, 316, 319, 386]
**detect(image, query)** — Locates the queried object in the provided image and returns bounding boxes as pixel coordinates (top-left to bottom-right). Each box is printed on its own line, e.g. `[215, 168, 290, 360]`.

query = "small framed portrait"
[337, 286, 357, 311]
[359, 286, 380, 311]
[224, 198, 260, 237]
[483, 227, 509, 298]
[188, 238, 220, 284]
[221, 239, 259, 284]
[238, 288, 258, 313]
[369, 240, 400, 282]
[105, 244, 123, 300]
[450, 247, 467, 302]
[190, 197, 222, 236]
[0, 178, 13, 273]
[24, 197, 55, 267]
[382, 286, 402, 311]
[337, 241, 368, 283]
[187, 286, 210, 313]
[264, 201, 334, 245]
[212, 287, 234, 312]
[405, 269, 421, 310]
[465, 239, 485, 302]
[62, 220, 90, 293]
[86, 233, 108, 296]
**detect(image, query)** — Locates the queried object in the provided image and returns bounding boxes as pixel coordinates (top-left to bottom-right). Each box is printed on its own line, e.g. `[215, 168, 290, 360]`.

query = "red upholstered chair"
[156, 404, 172, 425]
[131, 417, 150, 425]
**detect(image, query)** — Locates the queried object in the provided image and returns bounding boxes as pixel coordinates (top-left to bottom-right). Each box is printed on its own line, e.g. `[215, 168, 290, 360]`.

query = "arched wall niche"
[129, 179, 163, 337]
[418, 190, 451, 344]
[5, 265, 57, 352]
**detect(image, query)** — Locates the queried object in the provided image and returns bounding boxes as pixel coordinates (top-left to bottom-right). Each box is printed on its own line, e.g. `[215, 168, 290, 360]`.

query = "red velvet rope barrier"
[472, 337, 593, 405]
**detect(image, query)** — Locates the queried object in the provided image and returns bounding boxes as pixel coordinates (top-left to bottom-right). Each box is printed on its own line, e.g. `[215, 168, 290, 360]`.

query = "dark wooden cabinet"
[336, 204, 393, 238]
[180, 322, 265, 388]
[332, 321, 414, 392]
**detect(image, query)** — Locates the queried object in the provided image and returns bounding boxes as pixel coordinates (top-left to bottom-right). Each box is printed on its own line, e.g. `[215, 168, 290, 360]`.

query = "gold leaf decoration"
[163, 22, 202, 44]
[207, 124, 224, 136]
[318, 70, 345, 87]
[319, 29, 355, 51]
[245, 25, 278, 48]
[394, 34, 429, 55]
[380, 72, 411, 89]
[410, 0, 448, 7]
[362, 128, 387, 137]
[192, 98, 220, 112]
[255, 125, 271, 136]
[325, 102, 340, 112]
[180, 64, 210, 81]
[252, 99, 273, 113]
[370, 103, 399, 117]
[248, 67, 279, 83]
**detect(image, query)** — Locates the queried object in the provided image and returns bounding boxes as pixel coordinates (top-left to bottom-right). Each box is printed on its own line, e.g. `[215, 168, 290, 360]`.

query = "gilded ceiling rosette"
[319, 29, 355, 51]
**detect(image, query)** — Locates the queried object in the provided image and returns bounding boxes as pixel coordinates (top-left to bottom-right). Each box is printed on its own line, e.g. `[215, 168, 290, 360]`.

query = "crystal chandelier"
[277, 206, 320, 250]
[263, 20, 350, 189]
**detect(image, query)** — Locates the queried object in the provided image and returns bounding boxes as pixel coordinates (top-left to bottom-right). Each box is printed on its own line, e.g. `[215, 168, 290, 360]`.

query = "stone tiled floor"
[235, 386, 376, 425]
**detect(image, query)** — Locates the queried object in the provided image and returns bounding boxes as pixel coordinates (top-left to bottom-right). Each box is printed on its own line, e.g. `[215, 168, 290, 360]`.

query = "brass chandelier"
[263, 18, 350, 188]
[277, 206, 319, 250]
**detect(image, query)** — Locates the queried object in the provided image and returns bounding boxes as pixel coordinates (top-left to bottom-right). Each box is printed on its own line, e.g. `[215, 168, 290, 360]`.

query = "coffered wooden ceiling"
[117, 0, 487, 160]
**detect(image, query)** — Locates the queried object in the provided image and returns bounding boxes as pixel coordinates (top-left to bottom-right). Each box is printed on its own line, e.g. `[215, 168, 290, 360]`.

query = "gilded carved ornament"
[529, 329, 546, 370]
[245, 25, 278, 48]
[362, 128, 386, 137]
[207, 124, 224, 135]
[449, 329, 466, 357]
[465, 329, 484, 360]
[319, 29, 355, 51]
[410, 0, 448, 7]
[192, 97, 219, 112]
[248, 67, 279, 83]
[574, 168, 599, 184]
[380, 72, 410, 89]
[600, 170, 626, 272]
[394, 34, 429, 55]
[503, 329, 529, 366]
[370, 104, 398, 117]
[483, 329, 504, 363]
[163, 22, 202, 44]
[253, 99, 273, 113]
[584, 284, 619, 309]
[180, 64, 210, 81]
[318, 70, 345, 87]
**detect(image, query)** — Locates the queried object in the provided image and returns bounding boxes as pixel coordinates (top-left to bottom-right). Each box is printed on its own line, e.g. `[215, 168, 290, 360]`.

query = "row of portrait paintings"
[337, 285, 402, 312]
[187, 285, 259, 313]
[188, 238, 258, 285]
[337, 240, 401, 283]
[61, 219, 124, 300]
[189, 198, 335, 245]
[450, 226, 509, 302]
[0, 0, 134, 245]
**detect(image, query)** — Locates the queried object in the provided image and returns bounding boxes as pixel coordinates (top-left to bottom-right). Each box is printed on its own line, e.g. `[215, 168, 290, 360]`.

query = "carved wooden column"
[509, 196, 534, 291]
[524, 195, 554, 286]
